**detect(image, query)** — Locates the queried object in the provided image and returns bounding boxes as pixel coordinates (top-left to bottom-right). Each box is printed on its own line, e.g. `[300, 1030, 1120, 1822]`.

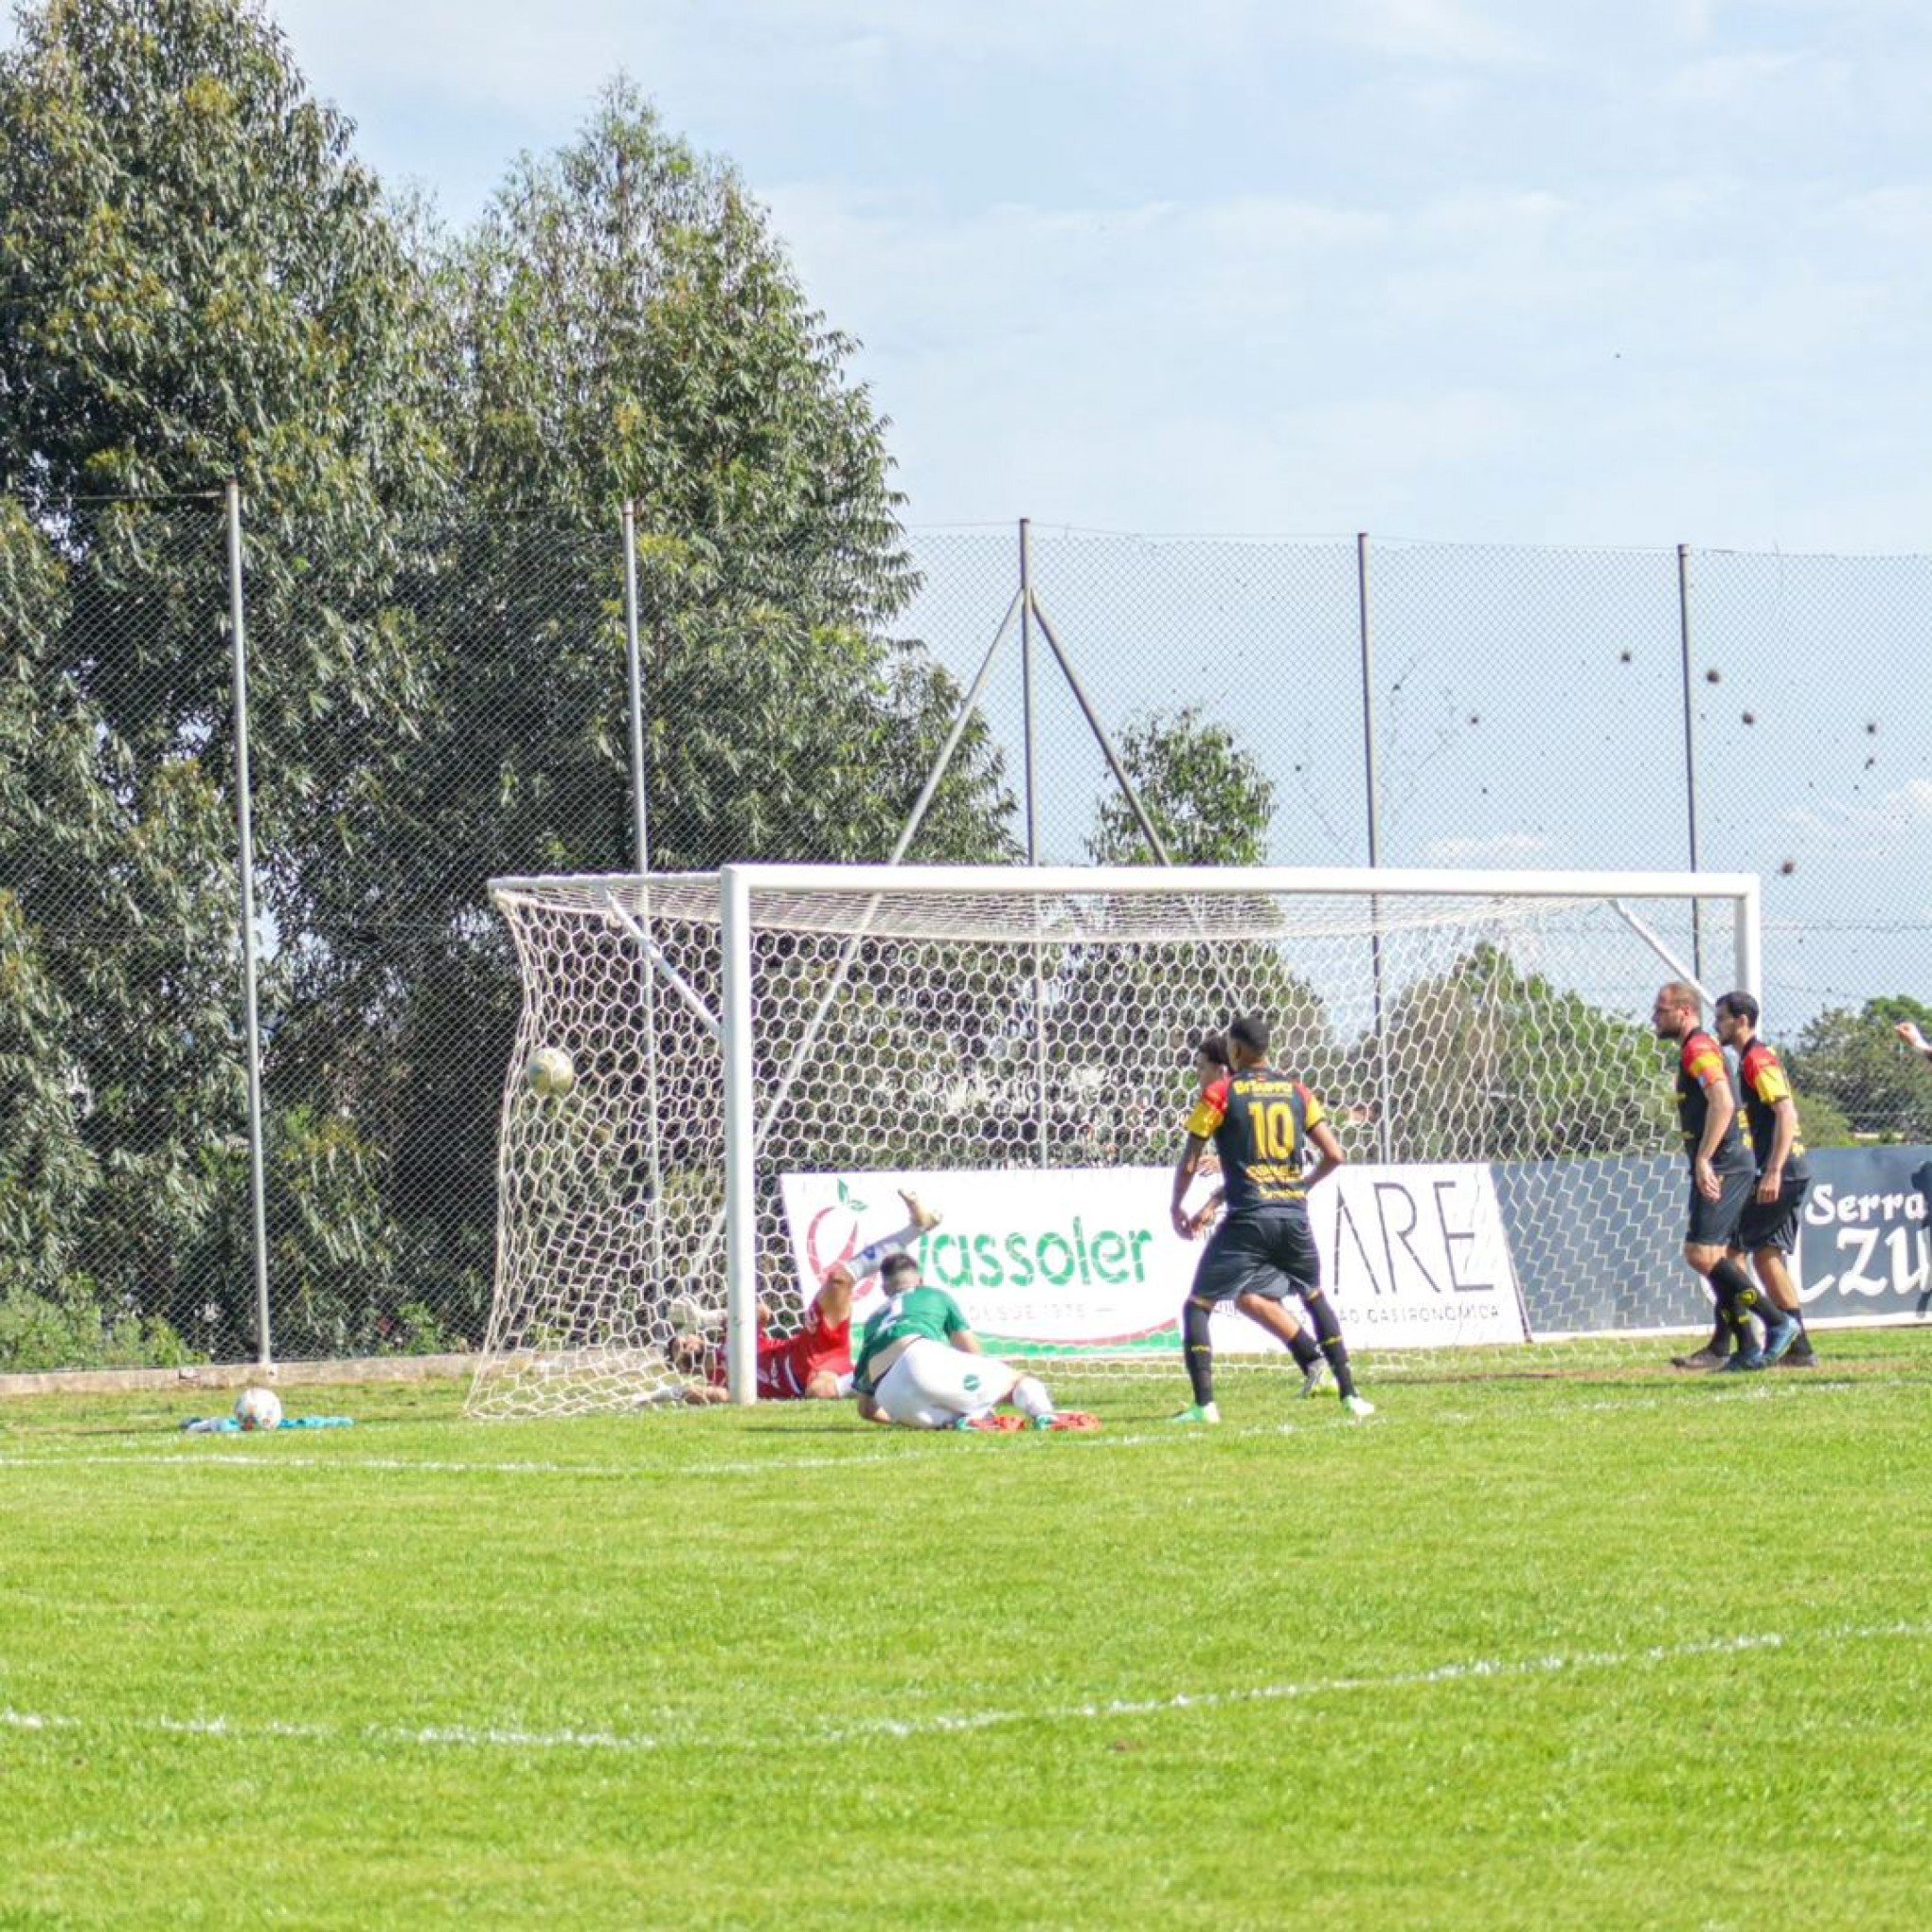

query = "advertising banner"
[1792, 1146, 1932, 1324]
[1494, 1145, 1932, 1336]
[778, 1164, 1527, 1356]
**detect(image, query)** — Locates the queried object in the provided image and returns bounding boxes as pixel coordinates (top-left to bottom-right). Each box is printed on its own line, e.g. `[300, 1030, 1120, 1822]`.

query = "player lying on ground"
[850, 1253, 1100, 1432]
[1184, 1032, 1332, 1396]
[1651, 982, 1798, 1372]
[671, 1190, 941, 1402]
[1170, 1011, 1373, 1423]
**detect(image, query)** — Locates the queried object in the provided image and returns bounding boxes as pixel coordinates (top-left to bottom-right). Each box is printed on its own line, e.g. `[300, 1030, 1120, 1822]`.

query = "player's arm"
[1186, 1184, 1225, 1238]
[814, 1262, 856, 1328]
[1172, 1077, 1228, 1237]
[1172, 1133, 1211, 1238]
[1897, 1021, 1932, 1065]
[1304, 1117, 1346, 1190]
[845, 1190, 943, 1283]
[1757, 1095, 1798, 1202]
[1690, 1054, 1735, 1202]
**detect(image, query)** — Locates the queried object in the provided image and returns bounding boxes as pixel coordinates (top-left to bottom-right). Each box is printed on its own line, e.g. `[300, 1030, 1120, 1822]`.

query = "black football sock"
[1182, 1298, 1216, 1407]
[1732, 1271, 1792, 1337]
[1708, 1256, 1764, 1345]
[1288, 1329, 1322, 1372]
[1305, 1294, 1358, 1399]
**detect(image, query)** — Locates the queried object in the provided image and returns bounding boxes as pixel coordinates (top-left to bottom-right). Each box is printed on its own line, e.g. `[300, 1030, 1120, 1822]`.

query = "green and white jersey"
[851, 1285, 971, 1394]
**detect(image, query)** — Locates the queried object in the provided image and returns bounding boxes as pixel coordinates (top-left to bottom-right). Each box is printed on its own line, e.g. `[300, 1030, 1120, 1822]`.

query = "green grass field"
[4, 1335, 1931, 1929]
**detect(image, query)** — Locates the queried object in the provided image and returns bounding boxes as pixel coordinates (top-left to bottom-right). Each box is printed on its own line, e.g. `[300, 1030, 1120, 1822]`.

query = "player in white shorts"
[850, 1255, 1100, 1432]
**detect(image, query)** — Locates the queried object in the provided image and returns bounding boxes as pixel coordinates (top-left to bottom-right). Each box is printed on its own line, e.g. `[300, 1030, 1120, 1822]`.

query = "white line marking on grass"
[6, 1620, 1931, 1759]
[0, 1374, 1879, 1483]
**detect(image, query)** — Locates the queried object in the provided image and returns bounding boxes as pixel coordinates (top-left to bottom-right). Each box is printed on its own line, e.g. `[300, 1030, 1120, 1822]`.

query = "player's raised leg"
[1235, 1288, 1328, 1396]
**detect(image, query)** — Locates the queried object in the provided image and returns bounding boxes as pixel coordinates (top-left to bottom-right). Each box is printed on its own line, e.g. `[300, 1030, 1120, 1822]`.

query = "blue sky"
[246, 0, 1932, 548]
[9, 0, 1930, 1011]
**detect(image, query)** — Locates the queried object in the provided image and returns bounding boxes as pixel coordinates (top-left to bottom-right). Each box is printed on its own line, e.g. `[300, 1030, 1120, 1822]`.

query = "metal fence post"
[621, 500, 651, 876]
[1019, 518, 1049, 1165]
[1357, 532, 1393, 1160]
[618, 502, 666, 1285]
[225, 480, 273, 1367]
[1677, 542, 1704, 983]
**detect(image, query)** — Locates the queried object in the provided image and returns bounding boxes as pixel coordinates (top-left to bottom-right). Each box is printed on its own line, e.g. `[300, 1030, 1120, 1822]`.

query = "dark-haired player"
[1168, 1012, 1373, 1422]
[1715, 990, 1816, 1368]
[1183, 1033, 1329, 1398]
[850, 1253, 1099, 1431]
[1652, 982, 1797, 1371]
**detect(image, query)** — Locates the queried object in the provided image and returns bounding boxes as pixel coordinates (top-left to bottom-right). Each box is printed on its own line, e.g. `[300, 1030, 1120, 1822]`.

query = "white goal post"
[474, 863, 1757, 1419]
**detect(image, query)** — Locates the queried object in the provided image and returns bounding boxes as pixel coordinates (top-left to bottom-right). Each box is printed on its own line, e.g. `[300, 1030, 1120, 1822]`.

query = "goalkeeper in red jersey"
[672, 1190, 940, 1402]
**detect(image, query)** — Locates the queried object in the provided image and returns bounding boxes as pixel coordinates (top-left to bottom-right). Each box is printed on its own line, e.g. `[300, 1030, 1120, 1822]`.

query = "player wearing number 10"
[1169, 1012, 1372, 1422]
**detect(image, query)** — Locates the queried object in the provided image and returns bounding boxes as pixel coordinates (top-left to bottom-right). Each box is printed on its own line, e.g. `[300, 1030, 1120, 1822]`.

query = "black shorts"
[1734, 1170, 1811, 1255]
[1189, 1209, 1320, 1306]
[1685, 1164, 1755, 1248]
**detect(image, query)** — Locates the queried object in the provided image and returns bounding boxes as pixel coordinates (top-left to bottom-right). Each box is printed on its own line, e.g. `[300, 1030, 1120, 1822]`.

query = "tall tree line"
[0, 0, 1014, 1364]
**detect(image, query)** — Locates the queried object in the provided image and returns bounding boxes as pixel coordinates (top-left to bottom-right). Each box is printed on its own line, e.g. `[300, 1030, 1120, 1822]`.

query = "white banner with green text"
[778, 1166, 1528, 1356]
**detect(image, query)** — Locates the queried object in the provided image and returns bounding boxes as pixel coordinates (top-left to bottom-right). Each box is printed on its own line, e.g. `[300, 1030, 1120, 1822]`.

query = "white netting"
[469, 870, 1746, 1417]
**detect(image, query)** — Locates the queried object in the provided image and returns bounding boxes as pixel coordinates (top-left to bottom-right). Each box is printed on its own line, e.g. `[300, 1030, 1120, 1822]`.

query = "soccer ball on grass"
[234, 1386, 283, 1432]
[526, 1046, 576, 1098]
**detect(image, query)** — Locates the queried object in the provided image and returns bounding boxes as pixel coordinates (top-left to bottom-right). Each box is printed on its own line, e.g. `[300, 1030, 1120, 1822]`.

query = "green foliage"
[1378, 943, 1672, 1162]
[1793, 1086, 1859, 1151]
[0, 0, 446, 519]
[0, 0, 446, 1357]
[0, 501, 246, 1331]
[427, 80, 1014, 875]
[1086, 705, 1276, 867]
[1786, 995, 1932, 1142]
[0, 1286, 194, 1372]
[3, 20, 1024, 1367]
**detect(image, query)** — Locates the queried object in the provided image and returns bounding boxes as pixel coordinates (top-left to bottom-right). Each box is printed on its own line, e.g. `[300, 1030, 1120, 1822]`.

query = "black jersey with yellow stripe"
[1737, 1037, 1810, 1179]
[1675, 1029, 1750, 1172]
[1185, 1067, 1325, 1212]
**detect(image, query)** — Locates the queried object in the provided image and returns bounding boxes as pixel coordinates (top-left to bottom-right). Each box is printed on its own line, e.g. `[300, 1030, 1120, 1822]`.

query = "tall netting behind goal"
[471, 866, 1756, 1417]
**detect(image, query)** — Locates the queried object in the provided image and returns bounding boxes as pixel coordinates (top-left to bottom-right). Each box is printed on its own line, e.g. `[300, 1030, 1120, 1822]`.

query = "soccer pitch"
[4, 1343, 1930, 1928]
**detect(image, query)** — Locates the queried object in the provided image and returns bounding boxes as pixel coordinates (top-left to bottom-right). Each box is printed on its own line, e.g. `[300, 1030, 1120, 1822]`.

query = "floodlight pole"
[226, 480, 273, 1368]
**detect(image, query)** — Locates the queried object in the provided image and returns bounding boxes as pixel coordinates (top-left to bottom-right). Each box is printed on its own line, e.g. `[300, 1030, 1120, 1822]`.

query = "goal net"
[470, 865, 1757, 1418]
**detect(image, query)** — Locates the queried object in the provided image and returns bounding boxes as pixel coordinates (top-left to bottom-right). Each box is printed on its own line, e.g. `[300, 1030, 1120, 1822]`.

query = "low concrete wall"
[0, 1351, 474, 1401]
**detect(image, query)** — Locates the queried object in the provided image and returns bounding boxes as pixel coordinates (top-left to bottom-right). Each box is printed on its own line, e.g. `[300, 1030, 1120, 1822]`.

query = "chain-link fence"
[5, 499, 1931, 1372]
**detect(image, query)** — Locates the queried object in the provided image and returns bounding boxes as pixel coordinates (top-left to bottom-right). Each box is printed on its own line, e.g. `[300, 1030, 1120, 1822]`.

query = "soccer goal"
[470, 864, 1758, 1417]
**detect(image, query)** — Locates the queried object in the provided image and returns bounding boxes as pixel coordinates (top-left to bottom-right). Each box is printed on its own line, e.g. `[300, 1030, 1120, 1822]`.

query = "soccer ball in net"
[526, 1046, 576, 1099]
[234, 1386, 283, 1432]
